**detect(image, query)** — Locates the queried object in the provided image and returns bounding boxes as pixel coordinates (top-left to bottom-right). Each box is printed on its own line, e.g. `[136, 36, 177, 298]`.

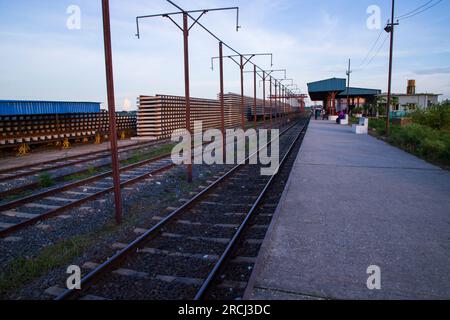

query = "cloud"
[122, 98, 136, 112]
[413, 67, 450, 75]
[1, 0, 449, 103]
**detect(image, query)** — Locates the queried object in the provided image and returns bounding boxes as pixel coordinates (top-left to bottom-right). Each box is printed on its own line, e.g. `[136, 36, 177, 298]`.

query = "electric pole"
[346, 58, 352, 114]
[385, 0, 399, 136]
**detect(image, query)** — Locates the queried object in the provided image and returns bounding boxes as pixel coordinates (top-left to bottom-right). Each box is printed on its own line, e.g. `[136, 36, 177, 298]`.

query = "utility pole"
[211, 53, 273, 130]
[269, 77, 273, 129]
[346, 58, 352, 114]
[136, 5, 239, 182]
[101, 0, 123, 225]
[182, 13, 193, 183]
[219, 42, 226, 161]
[262, 71, 266, 125]
[385, 0, 398, 136]
[240, 55, 245, 129]
[253, 64, 257, 128]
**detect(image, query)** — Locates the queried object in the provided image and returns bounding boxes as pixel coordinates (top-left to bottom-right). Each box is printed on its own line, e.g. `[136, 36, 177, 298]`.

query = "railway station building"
[307, 78, 381, 115]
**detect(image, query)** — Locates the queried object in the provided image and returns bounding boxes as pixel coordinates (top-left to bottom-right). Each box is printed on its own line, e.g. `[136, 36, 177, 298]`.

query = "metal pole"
[240, 55, 245, 129]
[386, 0, 395, 136]
[183, 13, 193, 183]
[278, 83, 281, 124]
[253, 64, 257, 129]
[219, 42, 226, 159]
[282, 86, 286, 124]
[262, 72, 266, 126]
[274, 82, 278, 125]
[269, 77, 273, 129]
[101, 0, 122, 225]
[346, 58, 351, 114]
[280, 86, 283, 124]
[281, 85, 284, 124]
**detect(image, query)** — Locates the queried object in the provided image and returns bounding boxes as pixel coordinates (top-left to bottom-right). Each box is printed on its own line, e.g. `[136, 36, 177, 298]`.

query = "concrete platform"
[245, 120, 450, 300]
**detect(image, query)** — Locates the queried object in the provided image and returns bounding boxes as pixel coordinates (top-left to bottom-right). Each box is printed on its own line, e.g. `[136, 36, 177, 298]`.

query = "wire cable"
[359, 28, 384, 67]
[396, 0, 433, 19]
[398, 0, 443, 20]
[360, 34, 389, 70]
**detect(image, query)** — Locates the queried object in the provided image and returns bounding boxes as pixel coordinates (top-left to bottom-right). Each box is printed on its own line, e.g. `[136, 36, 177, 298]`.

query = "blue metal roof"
[307, 78, 347, 93]
[337, 87, 381, 97]
[0, 100, 101, 115]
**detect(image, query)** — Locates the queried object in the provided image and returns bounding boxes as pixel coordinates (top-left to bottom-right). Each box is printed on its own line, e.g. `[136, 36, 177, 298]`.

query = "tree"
[391, 96, 400, 111]
[376, 96, 387, 118]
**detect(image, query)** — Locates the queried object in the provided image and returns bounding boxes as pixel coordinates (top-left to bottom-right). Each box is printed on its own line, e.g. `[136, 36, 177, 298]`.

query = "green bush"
[388, 124, 450, 166]
[411, 103, 450, 131]
[369, 118, 387, 135]
[418, 138, 447, 161]
[38, 173, 54, 188]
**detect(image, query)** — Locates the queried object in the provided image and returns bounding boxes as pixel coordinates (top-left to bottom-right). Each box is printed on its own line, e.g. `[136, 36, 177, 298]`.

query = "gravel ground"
[0, 141, 170, 201]
[0, 119, 306, 300]
[205, 121, 308, 300]
[48, 120, 308, 300]
[0, 161, 232, 299]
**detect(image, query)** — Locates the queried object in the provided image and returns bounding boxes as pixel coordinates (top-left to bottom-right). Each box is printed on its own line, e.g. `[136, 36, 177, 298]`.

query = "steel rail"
[55, 119, 302, 300]
[0, 160, 176, 238]
[0, 120, 281, 237]
[0, 139, 169, 182]
[194, 119, 309, 299]
[0, 142, 173, 199]
[0, 150, 173, 213]
[0, 152, 175, 238]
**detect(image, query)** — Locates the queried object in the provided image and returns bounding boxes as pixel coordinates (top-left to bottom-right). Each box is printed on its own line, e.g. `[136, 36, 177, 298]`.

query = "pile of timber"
[0, 111, 136, 147]
[137, 93, 288, 140]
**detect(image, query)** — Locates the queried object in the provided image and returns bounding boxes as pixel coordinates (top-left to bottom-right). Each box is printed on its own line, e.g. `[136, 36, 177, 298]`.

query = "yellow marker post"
[16, 143, 30, 157]
[62, 138, 71, 149]
[94, 134, 102, 145]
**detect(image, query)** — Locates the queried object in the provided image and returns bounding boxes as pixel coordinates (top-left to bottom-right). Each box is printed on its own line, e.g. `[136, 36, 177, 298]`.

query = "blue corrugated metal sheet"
[307, 78, 347, 93]
[337, 87, 381, 97]
[0, 100, 101, 115]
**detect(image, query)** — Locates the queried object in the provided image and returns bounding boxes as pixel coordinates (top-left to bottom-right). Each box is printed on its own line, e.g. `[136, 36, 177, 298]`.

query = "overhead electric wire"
[359, 28, 384, 67]
[164, 0, 292, 88]
[359, 0, 443, 71]
[359, 34, 389, 70]
[397, 0, 443, 20]
[396, 0, 433, 19]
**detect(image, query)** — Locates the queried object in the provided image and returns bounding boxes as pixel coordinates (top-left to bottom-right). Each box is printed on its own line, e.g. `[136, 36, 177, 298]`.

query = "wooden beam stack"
[137, 93, 276, 140]
[0, 111, 136, 147]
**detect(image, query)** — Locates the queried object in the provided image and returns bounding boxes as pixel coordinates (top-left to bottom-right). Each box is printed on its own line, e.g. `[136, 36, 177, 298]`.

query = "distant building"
[377, 80, 441, 111]
[377, 93, 441, 111]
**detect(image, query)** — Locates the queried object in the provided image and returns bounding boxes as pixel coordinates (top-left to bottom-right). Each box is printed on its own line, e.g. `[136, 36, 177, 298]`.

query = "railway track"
[54, 118, 309, 300]
[0, 121, 288, 238]
[0, 140, 174, 201]
[0, 138, 169, 184]
[0, 122, 274, 200]
[0, 151, 176, 238]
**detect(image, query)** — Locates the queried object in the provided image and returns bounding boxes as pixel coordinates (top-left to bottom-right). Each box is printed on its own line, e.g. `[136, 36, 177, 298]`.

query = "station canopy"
[307, 78, 346, 101]
[337, 87, 381, 98]
[307, 78, 381, 101]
